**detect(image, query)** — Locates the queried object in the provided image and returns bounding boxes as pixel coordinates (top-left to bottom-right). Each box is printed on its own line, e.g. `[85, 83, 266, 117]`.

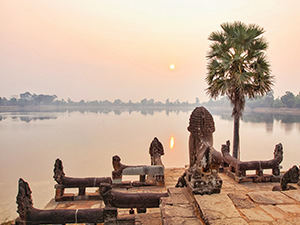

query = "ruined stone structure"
[273, 165, 299, 191]
[53, 158, 112, 201]
[99, 183, 168, 214]
[112, 154, 164, 187]
[176, 106, 223, 195]
[222, 141, 283, 183]
[16, 178, 118, 225]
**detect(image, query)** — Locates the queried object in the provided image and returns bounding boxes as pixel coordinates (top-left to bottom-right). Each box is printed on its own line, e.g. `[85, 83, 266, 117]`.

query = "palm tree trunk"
[233, 114, 240, 159]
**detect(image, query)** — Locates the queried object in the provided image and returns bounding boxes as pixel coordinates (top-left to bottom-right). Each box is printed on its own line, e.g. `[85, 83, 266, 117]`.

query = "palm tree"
[206, 21, 273, 159]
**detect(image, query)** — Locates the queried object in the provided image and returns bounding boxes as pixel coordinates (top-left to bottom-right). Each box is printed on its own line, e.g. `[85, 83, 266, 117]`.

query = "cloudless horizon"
[1, 1, 300, 102]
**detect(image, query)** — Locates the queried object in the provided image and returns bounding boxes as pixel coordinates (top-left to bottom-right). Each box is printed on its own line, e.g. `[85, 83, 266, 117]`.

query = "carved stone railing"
[112, 155, 164, 187]
[15, 178, 124, 225]
[99, 183, 168, 214]
[222, 141, 283, 183]
[53, 158, 112, 201]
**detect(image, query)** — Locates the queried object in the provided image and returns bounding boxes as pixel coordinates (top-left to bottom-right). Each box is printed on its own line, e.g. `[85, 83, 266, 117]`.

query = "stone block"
[276, 204, 300, 214]
[260, 205, 286, 219]
[194, 193, 241, 222]
[247, 191, 296, 205]
[135, 212, 161, 225]
[163, 217, 202, 225]
[210, 218, 248, 225]
[239, 208, 273, 222]
[227, 193, 255, 209]
[161, 204, 196, 218]
[167, 188, 190, 204]
[270, 220, 293, 225]
[281, 189, 300, 202]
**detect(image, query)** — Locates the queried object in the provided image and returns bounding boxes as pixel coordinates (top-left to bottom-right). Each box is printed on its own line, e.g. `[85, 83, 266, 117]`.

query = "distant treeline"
[204, 91, 300, 109]
[0, 92, 200, 108]
[1, 91, 300, 109]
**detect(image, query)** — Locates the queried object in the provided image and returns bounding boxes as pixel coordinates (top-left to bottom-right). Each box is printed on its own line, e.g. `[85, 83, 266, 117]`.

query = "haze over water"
[1, 109, 300, 221]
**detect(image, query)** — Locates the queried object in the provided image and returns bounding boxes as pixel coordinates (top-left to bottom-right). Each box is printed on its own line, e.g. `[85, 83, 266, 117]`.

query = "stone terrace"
[44, 168, 300, 225]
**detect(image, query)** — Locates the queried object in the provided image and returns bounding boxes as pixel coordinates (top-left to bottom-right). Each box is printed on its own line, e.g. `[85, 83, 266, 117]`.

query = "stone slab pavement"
[43, 168, 300, 225]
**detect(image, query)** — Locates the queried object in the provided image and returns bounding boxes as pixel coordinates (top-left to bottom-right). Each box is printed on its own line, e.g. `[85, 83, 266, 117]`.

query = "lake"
[1, 107, 300, 222]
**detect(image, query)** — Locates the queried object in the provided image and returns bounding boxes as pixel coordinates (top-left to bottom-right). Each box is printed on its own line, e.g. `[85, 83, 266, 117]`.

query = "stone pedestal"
[185, 168, 222, 195]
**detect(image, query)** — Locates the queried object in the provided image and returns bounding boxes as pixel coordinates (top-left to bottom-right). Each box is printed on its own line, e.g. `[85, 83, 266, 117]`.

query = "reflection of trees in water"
[19, 116, 58, 123]
[265, 123, 274, 133]
[64, 107, 192, 116]
[297, 123, 300, 133]
[242, 113, 274, 124]
[214, 111, 300, 124]
[280, 123, 294, 133]
[0, 113, 58, 123]
[209, 110, 300, 133]
[0, 107, 193, 122]
[273, 114, 300, 123]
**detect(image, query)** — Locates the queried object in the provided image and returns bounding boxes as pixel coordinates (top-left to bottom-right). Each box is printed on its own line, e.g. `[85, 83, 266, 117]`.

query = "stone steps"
[160, 187, 203, 225]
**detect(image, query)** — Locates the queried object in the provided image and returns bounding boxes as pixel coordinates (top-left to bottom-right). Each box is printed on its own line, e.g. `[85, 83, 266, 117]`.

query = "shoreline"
[1, 105, 300, 115]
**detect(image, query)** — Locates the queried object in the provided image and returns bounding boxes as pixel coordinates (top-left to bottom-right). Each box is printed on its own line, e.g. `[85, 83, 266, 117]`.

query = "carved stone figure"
[16, 178, 33, 220]
[188, 107, 215, 167]
[149, 137, 164, 166]
[53, 158, 65, 184]
[112, 155, 128, 180]
[273, 165, 299, 191]
[175, 107, 223, 194]
[187, 107, 223, 169]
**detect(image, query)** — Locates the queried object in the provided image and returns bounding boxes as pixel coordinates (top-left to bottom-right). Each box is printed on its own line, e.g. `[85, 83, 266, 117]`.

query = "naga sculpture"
[16, 178, 117, 225]
[149, 137, 164, 166]
[187, 106, 223, 169]
[222, 141, 283, 182]
[112, 155, 127, 180]
[99, 183, 168, 213]
[273, 165, 299, 191]
[176, 106, 223, 195]
[53, 158, 112, 201]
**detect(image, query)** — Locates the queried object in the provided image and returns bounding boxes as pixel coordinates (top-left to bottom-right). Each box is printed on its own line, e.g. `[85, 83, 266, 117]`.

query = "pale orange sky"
[1, 0, 300, 102]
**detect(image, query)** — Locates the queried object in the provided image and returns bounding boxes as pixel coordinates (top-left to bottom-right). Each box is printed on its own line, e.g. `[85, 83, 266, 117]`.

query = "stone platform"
[44, 168, 300, 225]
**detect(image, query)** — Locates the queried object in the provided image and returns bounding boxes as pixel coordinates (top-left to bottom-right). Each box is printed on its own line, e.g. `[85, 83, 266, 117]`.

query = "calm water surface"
[1, 109, 300, 221]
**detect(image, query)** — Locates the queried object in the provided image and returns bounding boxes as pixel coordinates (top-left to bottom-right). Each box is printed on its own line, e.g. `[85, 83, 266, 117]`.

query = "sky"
[1, 0, 300, 102]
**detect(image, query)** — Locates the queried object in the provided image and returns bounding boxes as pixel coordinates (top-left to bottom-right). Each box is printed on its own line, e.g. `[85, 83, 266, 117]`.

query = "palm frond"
[205, 21, 273, 115]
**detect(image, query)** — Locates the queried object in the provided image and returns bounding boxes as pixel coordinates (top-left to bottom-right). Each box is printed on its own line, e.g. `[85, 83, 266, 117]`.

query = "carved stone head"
[16, 178, 33, 219]
[187, 106, 215, 137]
[281, 165, 299, 190]
[274, 143, 283, 163]
[53, 158, 65, 184]
[112, 155, 121, 170]
[149, 137, 164, 156]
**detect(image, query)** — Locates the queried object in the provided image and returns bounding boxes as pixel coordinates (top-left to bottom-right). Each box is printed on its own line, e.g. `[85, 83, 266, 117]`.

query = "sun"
[170, 136, 175, 149]
[169, 64, 175, 70]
